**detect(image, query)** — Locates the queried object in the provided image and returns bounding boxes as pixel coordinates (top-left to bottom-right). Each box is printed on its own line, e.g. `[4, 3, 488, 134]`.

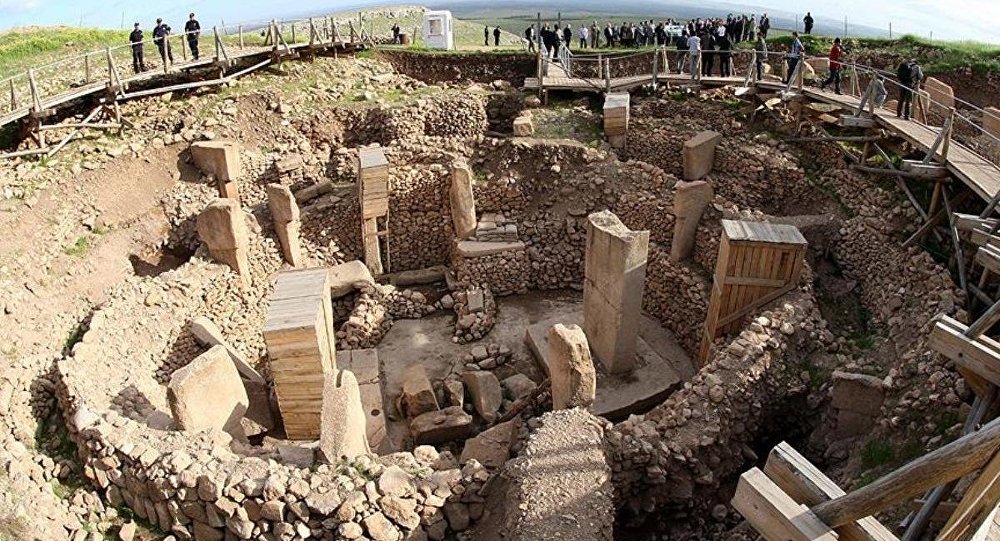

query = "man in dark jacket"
[129, 23, 146, 73]
[484, 26, 489, 46]
[562, 25, 572, 49]
[524, 25, 536, 53]
[153, 18, 173, 65]
[184, 13, 201, 60]
[717, 33, 732, 76]
[493, 26, 501, 47]
[897, 59, 923, 120]
[803, 12, 814, 34]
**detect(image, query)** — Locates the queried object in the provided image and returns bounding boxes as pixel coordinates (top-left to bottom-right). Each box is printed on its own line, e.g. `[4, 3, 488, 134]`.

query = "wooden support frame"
[733, 468, 839, 541]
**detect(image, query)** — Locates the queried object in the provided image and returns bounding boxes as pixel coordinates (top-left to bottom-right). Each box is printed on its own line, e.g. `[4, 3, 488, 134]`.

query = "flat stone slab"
[526, 308, 693, 421]
[328, 260, 375, 298]
[336, 349, 389, 453]
[456, 240, 526, 258]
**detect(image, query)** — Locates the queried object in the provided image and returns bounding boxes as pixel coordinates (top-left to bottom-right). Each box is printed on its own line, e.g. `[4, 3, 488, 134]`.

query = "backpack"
[909, 63, 923, 85]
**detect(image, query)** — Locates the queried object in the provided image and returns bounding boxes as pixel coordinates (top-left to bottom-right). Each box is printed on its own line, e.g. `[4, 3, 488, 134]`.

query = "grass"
[63, 236, 90, 257]
[0, 27, 128, 77]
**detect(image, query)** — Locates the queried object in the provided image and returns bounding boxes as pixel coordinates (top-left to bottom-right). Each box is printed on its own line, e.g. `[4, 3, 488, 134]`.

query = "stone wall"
[378, 51, 536, 87]
[606, 288, 830, 516]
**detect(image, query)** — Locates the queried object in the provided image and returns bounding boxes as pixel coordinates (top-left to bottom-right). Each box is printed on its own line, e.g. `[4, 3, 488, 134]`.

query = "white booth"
[422, 10, 454, 50]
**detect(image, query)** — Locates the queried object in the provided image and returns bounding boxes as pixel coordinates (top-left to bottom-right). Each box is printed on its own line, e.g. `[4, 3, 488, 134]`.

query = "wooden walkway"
[0, 36, 363, 129]
[526, 72, 1000, 204]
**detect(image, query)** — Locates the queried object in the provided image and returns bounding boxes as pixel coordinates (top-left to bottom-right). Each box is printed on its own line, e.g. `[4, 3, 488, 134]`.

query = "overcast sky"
[1, 0, 997, 43]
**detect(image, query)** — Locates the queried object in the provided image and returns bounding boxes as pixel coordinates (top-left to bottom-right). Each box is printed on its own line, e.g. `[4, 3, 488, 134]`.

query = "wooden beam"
[901, 160, 950, 180]
[976, 245, 1000, 277]
[929, 314, 1000, 389]
[810, 416, 1000, 528]
[763, 442, 899, 541]
[937, 448, 1000, 541]
[733, 468, 839, 541]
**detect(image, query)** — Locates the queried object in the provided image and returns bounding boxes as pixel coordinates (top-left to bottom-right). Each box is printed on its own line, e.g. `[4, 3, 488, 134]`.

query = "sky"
[0, 0, 998, 43]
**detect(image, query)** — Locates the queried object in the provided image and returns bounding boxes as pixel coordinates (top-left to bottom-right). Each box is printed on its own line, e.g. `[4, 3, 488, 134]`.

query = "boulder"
[167, 346, 248, 439]
[548, 324, 596, 410]
[410, 406, 474, 445]
[462, 371, 503, 423]
[460, 419, 520, 469]
[399, 364, 439, 418]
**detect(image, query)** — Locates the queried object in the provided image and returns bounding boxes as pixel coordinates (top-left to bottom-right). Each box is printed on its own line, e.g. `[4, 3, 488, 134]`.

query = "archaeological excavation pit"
[5, 42, 998, 541]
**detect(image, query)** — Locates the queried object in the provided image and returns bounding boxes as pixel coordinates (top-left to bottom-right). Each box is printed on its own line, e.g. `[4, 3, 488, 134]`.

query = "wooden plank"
[732, 468, 839, 541]
[977, 246, 1000, 276]
[928, 315, 1000, 388]
[811, 416, 1000, 528]
[764, 442, 899, 541]
[937, 449, 1000, 541]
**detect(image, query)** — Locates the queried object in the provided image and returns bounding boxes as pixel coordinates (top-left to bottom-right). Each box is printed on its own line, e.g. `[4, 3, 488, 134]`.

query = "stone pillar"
[922, 77, 955, 117]
[196, 198, 250, 288]
[266, 183, 305, 267]
[190, 140, 241, 200]
[682, 131, 722, 181]
[450, 161, 477, 240]
[320, 369, 370, 462]
[603, 93, 630, 149]
[358, 146, 390, 275]
[670, 180, 714, 262]
[548, 324, 596, 410]
[167, 345, 248, 439]
[984, 107, 1000, 140]
[583, 210, 649, 374]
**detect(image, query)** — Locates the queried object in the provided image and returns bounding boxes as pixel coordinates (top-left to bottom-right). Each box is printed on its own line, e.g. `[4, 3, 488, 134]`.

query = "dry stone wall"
[378, 51, 536, 87]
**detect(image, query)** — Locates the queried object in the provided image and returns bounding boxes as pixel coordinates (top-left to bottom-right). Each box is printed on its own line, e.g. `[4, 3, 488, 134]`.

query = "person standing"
[784, 31, 804, 84]
[819, 37, 844, 93]
[717, 32, 732, 77]
[129, 23, 146, 73]
[687, 31, 701, 80]
[604, 23, 614, 48]
[760, 14, 770, 39]
[676, 30, 689, 72]
[153, 18, 173, 65]
[590, 21, 600, 48]
[754, 35, 767, 81]
[897, 58, 923, 120]
[184, 13, 201, 60]
[493, 26, 501, 47]
[803, 12, 814, 34]
[701, 28, 715, 76]
[563, 24, 572, 49]
[484, 26, 489, 46]
[578, 25, 589, 49]
[525, 25, 536, 53]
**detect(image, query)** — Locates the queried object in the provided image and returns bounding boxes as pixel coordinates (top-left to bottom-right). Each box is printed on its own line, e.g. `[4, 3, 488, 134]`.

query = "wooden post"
[238, 25, 244, 49]
[27, 68, 41, 113]
[84, 53, 91, 83]
[942, 107, 956, 161]
[180, 32, 188, 61]
[8, 78, 15, 112]
[291, 23, 296, 44]
[811, 416, 1000, 528]
[271, 20, 279, 51]
[605, 58, 611, 93]
[652, 46, 659, 88]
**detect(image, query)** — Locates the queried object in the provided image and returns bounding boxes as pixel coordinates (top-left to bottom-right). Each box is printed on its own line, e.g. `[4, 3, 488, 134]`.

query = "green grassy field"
[0, 27, 128, 77]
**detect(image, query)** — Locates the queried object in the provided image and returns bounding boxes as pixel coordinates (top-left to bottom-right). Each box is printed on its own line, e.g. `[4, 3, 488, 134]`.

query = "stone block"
[266, 183, 301, 223]
[831, 370, 884, 416]
[682, 130, 723, 181]
[462, 371, 502, 423]
[512, 116, 534, 136]
[835, 409, 876, 438]
[467, 289, 485, 313]
[410, 406, 474, 445]
[456, 240, 526, 257]
[241, 377, 276, 437]
[328, 260, 375, 298]
[189, 316, 264, 384]
[450, 162, 477, 240]
[168, 345, 248, 439]
[547, 324, 596, 410]
[460, 419, 520, 469]
[583, 211, 649, 374]
[502, 374, 537, 401]
[338, 349, 387, 452]
[196, 199, 250, 283]
[923, 77, 955, 116]
[670, 180, 714, 262]
[444, 379, 465, 407]
[399, 365, 439, 418]
[320, 369, 371, 462]
[984, 107, 1000, 140]
[190, 140, 241, 182]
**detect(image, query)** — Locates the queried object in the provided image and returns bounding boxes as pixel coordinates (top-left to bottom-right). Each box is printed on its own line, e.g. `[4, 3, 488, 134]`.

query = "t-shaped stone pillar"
[266, 183, 305, 267]
[670, 180, 714, 262]
[548, 324, 597, 410]
[682, 131, 722, 181]
[196, 198, 250, 288]
[450, 161, 477, 240]
[190, 141, 241, 200]
[583, 210, 649, 374]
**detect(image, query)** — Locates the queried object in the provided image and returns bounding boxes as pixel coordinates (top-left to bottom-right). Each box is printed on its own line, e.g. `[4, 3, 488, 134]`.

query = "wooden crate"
[358, 147, 389, 219]
[263, 268, 335, 440]
[699, 220, 807, 364]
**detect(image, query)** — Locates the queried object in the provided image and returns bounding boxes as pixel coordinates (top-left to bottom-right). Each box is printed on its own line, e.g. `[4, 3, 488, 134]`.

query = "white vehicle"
[663, 24, 684, 37]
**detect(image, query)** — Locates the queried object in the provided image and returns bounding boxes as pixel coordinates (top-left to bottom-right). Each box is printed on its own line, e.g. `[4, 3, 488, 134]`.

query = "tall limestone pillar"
[266, 183, 305, 267]
[190, 141, 242, 200]
[670, 180, 714, 262]
[196, 198, 251, 288]
[450, 161, 477, 240]
[583, 210, 649, 374]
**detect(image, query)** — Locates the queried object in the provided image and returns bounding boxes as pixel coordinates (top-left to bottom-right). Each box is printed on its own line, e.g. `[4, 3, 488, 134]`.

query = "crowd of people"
[128, 13, 202, 74]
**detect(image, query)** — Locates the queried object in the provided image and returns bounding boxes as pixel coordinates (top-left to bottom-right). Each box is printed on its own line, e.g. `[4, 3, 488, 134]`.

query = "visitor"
[701, 28, 715, 76]
[897, 58, 923, 120]
[184, 13, 201, 60]
[525, 25, 536, 53]
[717, 32, 732, 77]
[563, 24, 572, 49]
[687, 31, 701, 79]
[129, 23, 146, 74]
[803, 12, 814, 34]
[604, 23, 614, 48]
[784, 31, 804, 85]
[590, 21, 600, 48]
[484, 26, 489, 47]
[153, 18, 173, 65]
[819, 37, 844, 94]
[578, 25, 589, 49]
[760, 14, 770, 39]
[676, 30, 689, 73]
[754, 35, 767, 81]
[873, 76, 888, 108]
[494, 26, 501, 47]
